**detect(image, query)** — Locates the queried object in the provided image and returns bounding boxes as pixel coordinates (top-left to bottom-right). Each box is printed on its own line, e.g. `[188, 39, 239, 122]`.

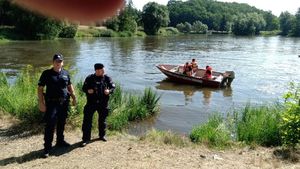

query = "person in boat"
[220, 71, 235, 87]
[183, 62, 192, 76]
[203, 66, 212, 79]
[191, 58, 198, 76]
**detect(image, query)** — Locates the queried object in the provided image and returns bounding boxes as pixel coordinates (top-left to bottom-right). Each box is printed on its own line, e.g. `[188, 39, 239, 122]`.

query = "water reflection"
[155, 79, 233, 105]
[142, 36, 167, 52]
[0, 39, 80, 73]
[116, 37, 136, 57]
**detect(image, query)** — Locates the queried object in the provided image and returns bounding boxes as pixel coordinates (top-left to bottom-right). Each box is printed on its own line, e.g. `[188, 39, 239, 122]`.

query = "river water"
[0, 35, 299, 134]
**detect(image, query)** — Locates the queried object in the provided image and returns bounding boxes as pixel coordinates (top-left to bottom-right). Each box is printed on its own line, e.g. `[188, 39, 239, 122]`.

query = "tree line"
[1, 0, 300, 40]
[0, 0, 77, 40]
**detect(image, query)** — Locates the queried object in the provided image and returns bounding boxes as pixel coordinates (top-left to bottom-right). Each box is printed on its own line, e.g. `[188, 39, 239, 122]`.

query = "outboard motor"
[221, 71, 235, 87]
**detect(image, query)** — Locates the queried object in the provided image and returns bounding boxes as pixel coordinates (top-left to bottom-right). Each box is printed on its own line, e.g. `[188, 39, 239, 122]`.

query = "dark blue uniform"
[38, 68, 71, 151]
[82, 74, 115, 142]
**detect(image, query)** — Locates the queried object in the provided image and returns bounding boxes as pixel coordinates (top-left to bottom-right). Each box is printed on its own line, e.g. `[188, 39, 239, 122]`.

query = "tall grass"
[190, 114, 232, 148]
[0, 66, 41, 122]
[189, 104, 283, 148]
[0, 68, 161, 131]
[107, 87, 161, 131]
[236, 104, 282, 146]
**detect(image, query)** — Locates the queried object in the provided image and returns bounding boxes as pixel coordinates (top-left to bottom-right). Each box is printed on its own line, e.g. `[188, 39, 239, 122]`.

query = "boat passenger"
[183, 62, 192, 76]
[203, 66, 212, 79]
[191, 58, 198, 76]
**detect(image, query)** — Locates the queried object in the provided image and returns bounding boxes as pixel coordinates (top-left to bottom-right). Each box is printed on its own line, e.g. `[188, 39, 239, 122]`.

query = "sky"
[131, 0, 300, 16]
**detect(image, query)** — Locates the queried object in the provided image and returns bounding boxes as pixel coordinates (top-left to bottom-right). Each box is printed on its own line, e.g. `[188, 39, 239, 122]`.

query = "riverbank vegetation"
[0, 66, 160, 131]
[0, 66, 298, 151]
[1, 0, 300, 40]
[190, 83, 299, 150]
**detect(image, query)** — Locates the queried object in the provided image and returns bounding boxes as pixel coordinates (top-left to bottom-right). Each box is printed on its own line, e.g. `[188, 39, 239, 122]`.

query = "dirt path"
[0, 117, 299, 169]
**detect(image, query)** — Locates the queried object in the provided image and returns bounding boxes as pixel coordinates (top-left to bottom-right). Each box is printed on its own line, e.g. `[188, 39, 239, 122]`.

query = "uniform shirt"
[38, 68, 71, 99]
[82, 74, 115, 105]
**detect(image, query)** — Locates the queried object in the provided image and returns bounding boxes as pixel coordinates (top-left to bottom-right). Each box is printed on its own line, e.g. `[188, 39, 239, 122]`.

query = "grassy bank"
[190, 97, 299, 149]
[0, 66, 160, 131]
[75, 26, 147, 38]
[190, 105, 283, 149]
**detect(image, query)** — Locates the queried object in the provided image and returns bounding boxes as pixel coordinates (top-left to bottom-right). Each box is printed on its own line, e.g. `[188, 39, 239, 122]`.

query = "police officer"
[37, 54, 76, 158]
[81, 63, 115, 147]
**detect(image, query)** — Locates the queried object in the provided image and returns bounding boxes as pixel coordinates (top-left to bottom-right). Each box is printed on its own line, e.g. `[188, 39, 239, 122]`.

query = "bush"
[100, 29, 117, 37]
[118, 31, 134, 37]
[76, 28, 101, 37]
[59, 24, 78, 38]
[135, 31, 146, 37]
[158, 27, 179, 36]
[280, 82, 300, 148]
[192, 21, 208, 33]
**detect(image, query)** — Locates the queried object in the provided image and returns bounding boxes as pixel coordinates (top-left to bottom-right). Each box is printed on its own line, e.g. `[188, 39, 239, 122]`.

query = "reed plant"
[0, 66, 42, 122]
[190, 114, 232, 148]
[236, 104, 282, 146]
[107, 87, 160, 131]
[190, 104, 283, 148]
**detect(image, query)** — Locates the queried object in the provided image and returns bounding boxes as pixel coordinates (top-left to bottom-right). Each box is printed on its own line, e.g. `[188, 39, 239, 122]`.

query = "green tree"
[176, 23, 185, 32]
[118, 2, 137, 33]
[0, 0, 14, 25]
[192, 20, 208, 33]
[232, 13, 266, 35]
[59, 22, 78, 38]
[291, 8, 300, 37]
[263, 11, 279, 31]
[279, 11, 295, 36]
[183, 22, 192, 33]
[167, 0, 275, 32]
[142, 2, 170, 35]
[105, 16, 119, 31]
[104, 1, 139, 33]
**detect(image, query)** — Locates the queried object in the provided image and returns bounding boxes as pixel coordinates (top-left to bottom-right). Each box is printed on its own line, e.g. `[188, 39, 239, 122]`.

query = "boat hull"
[156, 64, 224, 88]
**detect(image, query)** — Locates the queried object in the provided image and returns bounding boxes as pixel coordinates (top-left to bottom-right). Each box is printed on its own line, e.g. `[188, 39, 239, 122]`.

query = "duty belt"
[46, 97, 67, 104]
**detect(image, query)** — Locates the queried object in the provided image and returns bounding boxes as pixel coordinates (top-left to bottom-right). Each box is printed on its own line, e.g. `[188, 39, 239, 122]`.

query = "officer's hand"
[104, 88, 110, 95]
[87, 89, 94, 94]
[72, 98, 77, 106]
[39, 103, 46, 113]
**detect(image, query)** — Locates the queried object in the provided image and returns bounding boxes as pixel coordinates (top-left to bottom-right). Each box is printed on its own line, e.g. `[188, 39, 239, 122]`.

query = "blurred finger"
[12, 0, 124, 23]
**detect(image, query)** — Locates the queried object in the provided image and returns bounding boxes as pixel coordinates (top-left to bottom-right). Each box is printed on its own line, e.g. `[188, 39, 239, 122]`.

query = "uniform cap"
[94, 63, 104, 70]
[53, 54, 63, 61]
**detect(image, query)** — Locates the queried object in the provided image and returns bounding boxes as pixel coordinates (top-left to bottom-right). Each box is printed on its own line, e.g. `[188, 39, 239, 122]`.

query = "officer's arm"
[108, 77, 116, 94]
[82, 76, 90, 93]
[67, 84, 76, 100]
[38, 86, 45, 103]
[38, 86, 46, 112]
